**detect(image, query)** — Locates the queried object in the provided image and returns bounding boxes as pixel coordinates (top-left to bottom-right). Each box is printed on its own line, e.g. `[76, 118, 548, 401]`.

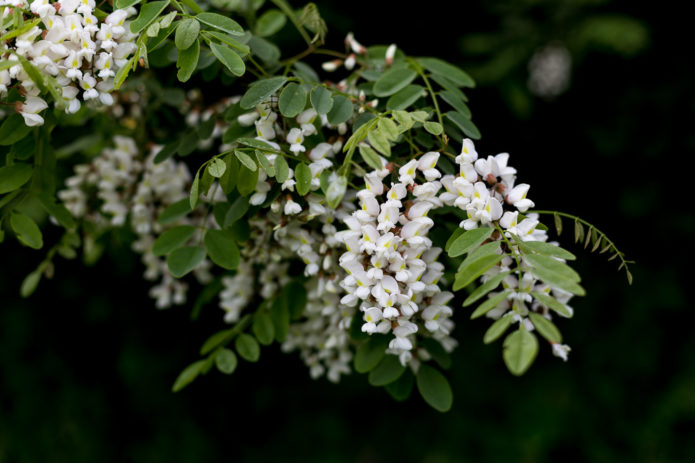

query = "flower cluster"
[0, 0, 139, 126]
[337, 153, 457, 366]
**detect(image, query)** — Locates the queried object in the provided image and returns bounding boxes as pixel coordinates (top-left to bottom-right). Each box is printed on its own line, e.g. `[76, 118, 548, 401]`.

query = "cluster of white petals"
[0, 0, 139, 126]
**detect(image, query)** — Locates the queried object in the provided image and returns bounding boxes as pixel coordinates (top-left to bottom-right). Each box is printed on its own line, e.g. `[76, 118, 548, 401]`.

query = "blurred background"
[1, 0, 693, 461]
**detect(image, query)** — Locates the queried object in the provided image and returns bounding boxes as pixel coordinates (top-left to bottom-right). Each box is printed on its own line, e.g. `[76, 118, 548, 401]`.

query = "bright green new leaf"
[196, 12, 244, 35]
[447, 227, 494, 258]
[166, 246, 206, 278]
[295, 163, 312, 196]
[209, 41, 245, 76]
[20, 270, 41, 298]
[189, 171, 200, 209]
[158, 199, 191, 225]
[483, 314, 514, 344]
[234, 150, 257, 171]
[215, 348, 238, 374]
[204, 229, 240, 270]
[274, 155, 290, 183]
[463, 271, 511, 307]
[378, 117, 399, 141]
[255, 9, 286, 37]
[239, 76, 287, 109]
[310, 86, 333, 114]
[416, 364, 453, 412]
[368, 129, 390, 156]
[278, 83, 307, 117]
[177, 38, 200, 82]
[152, 225, 196, 256]
[0, 163, 33, 194]
[418, 57, 475, 87]
[373, 67, 417, 97]
[385, 84, 425, 110]
[529, 313, 563, 344]
[130, 0, 170, 34]
[531, 291, 573, 318]
[503, 329, 539, 376]
[175, 18, 200, 50]
[10, 213, 43, 249]
[207, 158, 227, 178]
[359, 144, 383, 171]
[453, 254, 504, 291]
[235, 333, 260, 362]
[354, 335, 389, 373]
[424, 121, 443, 135]
[172, 359, 206, 392]
[252, 313, 275, 346]
[445, 111, 481, 139]
[470, 289, 512, 319]
[368, 355, 406, 386]
[326, 95, 353, 125]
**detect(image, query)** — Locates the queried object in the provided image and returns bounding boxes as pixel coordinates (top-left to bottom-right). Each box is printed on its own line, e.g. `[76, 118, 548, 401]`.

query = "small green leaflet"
[310, 86, 333, 114]
[326, 95, 353, 125]
[215, 348, 238, 374]
[177, 38, 200, 82]
[0, 163, 33, 194]
[172, 359, 206, 392]
[457, 241, 501, 272]
[274, 156, 290, 183]
[416, 364, 453, 412]
[153, 140, 180, 164]
[385, 84, 425, 110]
[235, 333, 260, 362]
[418, 57, 475, 88]
[447, 227, 494, 258]
[445, 111, 481, 140]
[252, 313, 275, 346]
[236, 164, 258, 196]
[470, 289, 512, 319]
[368, 355, 406, 386]
[385, 371, 414, 402]
[167, 246, 206, 278]
[234, 150, 257, 171]
[0, 115, 32, 147]
[354, 335, 389, 373]
[503, 329, 538, 376]
[255, 150, 275, 177]
[240, 76, 287, 109]
[175, 18, 200, 50]
[525, 254, 585, 296]
[255, 9, 286, 37]
[189, 172, 200, 209]
[518, 240, 576, 261]
[152, 225, 196, 256]
[270, 296, 289, 343]
[483, 314, 514, 344]
[20, 270, 41, 298]
[359, 144, 383, 171]
[367, 129, 390, 156]
[158, 199, 191, 225]
[528, 313, 562, 343]
[531, 291, 573, 318]
[278, 82, 307, 117]
[209, 42, 245, 76]
[454, 254, 504, 291]
[196, 12, 244, 35]
[463, 271, 511, 307]
[207, 158, 227, 178]
[424, 121, 443, 135]
[295, 163, 312, 196]
[439, 91, 471, 118]
[130, 0, 170, 34]
[420, 338, 452, 369]
[204, 229, 240, 270]
[373, 67, 417, 97]
[10, 213, 43, 249]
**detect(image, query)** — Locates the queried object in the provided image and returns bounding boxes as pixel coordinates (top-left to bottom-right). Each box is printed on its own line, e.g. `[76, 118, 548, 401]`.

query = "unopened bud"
[321, 60, 342, 72]
[344, 53, 356, 70]
[385, 44, 397, 66]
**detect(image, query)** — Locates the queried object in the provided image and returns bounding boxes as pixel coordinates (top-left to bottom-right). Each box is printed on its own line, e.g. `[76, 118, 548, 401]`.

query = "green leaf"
[525, 254, 584, 296]
[240, 76, 287, 109]
[295, 163, 312, 196]
[419, 57, 475, 87]
[189, 171, 200, 209]
[325, 175, 347, 209]
[223, 196, 249, 227]
[368, 129, 391, 156]
[453, 254, 504, 291]
[215, 348, 238, 374]
[219, 153, 239, 195]
[0, 115, 32, 147]
[158, 198, 191, 225]
[424, 121, 443, 135]
[172, 359, 205, 392]
[0, 163, 33, 194]
[196, 12, 244, 35]
[255, 150, 275, 176]
[234, 150, 257, 171]
[392, 110, 413, 131]
[518, 240, 576, 261]
[153, 225, 196, 256]
[200, 327, 235, 355]
[503, 329, 538, 376]
[326, 95, 353, 125]
[166, 246, 206, 278]
[420, 338, 452, 369]
[115, 0, 141, 9]
[470, 289, 512, 319]
[354, 335, 389, 373]
[204, 229, 240, 270]
[130, 0, 170, 34]
[278, 82, 307, 117]
[368, 355, 406, 386]
[457, 241, 501, 272]
[274, 156, 290, 183]
[177, 38, 200, 82]
[444, 228, 464, 253]
[236, 164, 258, 197]
[153, 140, 180, 164]
[20, 270, 41, 298]
[207, 158, 227, 178]
[310, 86, 333, 114]
[248, 35, 280, 64]
[416, 364, 453, 412]
[175, 18, 200, 50]
[373, 67, 417, 97]
[203, 31, 250, 55]
[463, 271, 511, 307]
[235, 137, 277, 151]
[385, 370, 414, 401]
[252, 313, 275, 346]
[358, 144, 383, 171]
[385, 84, 425, 110]
[531, 291, 573, 318]
[447, 227, 494, 258]
[255, 9, 286, 36]
[235, 333, 260, 362]
[270, 296, 289, 342]
[10, 213, 42, 249]
[445, 111, 481, 139]
[209, 41, 245, 76]
[483, 314, 514, 344]
[378, 118, 399, 141]
[528, 313, 562, 344]
[440, 91, 471, 118]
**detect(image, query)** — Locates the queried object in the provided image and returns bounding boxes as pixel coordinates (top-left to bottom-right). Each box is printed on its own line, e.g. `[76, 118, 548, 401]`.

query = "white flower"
[287, 128, 305, 153]
[19, 96, 48, 126]
[552, 343, 571, 361]
[284, 198, 302, 215]
[506, 183, 535, 212]
[385, 44, 397, 66]
[398, 159, 418, 184]
[417, 152, 441, 181]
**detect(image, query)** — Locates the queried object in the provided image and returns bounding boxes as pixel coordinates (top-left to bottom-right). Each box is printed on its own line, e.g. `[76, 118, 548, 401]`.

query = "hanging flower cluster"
[0, 0, 139, 125]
